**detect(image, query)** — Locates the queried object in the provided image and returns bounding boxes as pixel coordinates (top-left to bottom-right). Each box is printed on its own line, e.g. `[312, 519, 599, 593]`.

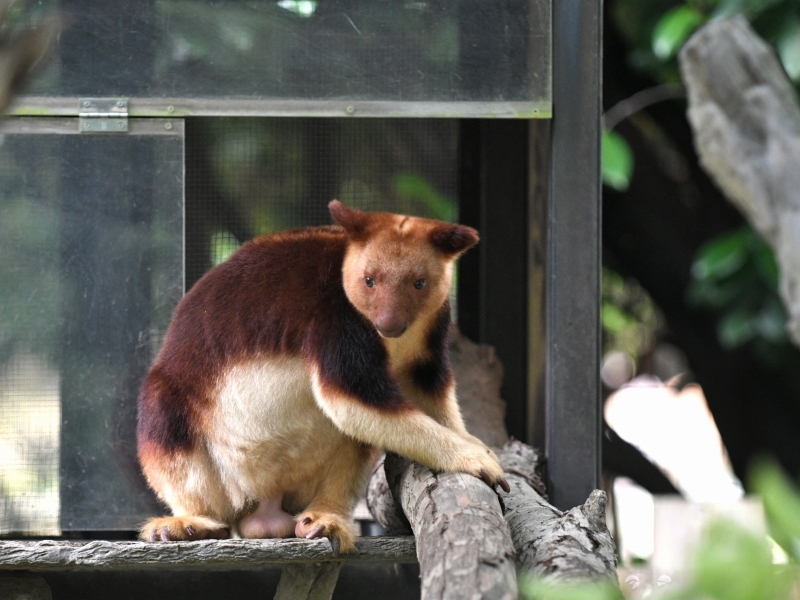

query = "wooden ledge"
[0, 536, 417, 571]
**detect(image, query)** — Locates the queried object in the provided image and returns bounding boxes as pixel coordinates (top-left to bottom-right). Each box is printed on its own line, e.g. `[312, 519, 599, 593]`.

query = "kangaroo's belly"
[206, 355, 348, 510]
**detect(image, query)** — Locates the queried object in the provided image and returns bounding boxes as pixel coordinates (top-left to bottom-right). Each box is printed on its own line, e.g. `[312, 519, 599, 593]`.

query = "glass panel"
[0, 119, 184, 533]
[22, 0, 549, 114]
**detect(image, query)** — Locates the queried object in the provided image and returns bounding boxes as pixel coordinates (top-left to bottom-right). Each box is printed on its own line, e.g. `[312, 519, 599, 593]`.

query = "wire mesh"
[0, 354, 60, 535]
[186, 117, 460, 300]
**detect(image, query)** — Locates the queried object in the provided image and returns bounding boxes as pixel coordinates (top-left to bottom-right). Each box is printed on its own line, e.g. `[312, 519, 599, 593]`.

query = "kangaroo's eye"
[414, 279, 426, 290]
[365, 277, 375, 288]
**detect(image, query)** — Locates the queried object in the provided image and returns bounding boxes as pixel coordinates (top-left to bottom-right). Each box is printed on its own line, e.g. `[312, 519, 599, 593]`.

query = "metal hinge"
[78, 98, 129, 133]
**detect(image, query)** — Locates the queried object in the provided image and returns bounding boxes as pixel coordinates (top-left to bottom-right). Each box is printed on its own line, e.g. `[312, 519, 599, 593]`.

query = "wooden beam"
[0, 537, 416, 572]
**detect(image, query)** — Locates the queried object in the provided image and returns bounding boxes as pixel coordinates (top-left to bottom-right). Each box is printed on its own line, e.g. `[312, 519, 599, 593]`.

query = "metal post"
[546, 0, 603, 510]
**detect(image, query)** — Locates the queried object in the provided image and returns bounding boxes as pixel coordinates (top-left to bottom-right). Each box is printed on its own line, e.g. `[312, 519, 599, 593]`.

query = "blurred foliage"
[604, 0, 800, 190]
[203, 118, 458, 267]
[602, 268, 661, 364]
[520, 458, 800, 600]
[521, 579, 624, 600]
[611, 0, 800, 84]
[602, 130, 635, 191]
[609, 0, 800, 360]
[750, 457, 800, 561]
[687, 227, 796, 365]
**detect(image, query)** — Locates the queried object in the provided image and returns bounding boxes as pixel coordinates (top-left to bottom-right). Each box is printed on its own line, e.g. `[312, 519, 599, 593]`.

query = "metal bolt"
[167, 105, 174, 113]
[346, 105, 355, 115]
[165, 122, 173, 130]
[83, 101, 90, 108]
[117, 121, 124, 129]
[116, 100, 124, 108]
[82, 121, 90, 130]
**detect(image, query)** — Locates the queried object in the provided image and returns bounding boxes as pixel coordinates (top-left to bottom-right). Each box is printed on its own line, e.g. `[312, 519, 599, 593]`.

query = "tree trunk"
[679, 16, 800, 347]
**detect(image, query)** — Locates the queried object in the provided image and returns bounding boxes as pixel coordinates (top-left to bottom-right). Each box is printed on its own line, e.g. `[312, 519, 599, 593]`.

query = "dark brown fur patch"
[137, 224, 418, 457]
[411, 301, 454, 397]
[430, 223, 479, 256]
[304, 287, 414, 412]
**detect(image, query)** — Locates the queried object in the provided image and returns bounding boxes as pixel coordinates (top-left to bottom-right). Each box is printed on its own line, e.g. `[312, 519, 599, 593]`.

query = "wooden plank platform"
[0, 536, 417, 572]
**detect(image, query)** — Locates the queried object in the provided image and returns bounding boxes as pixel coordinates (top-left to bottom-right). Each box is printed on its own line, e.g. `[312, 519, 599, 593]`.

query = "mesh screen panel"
[0, 354, 60, 535]
[0, 117, 459, 535]
[0, 125, 185, 534]
[186, 117, 460, 300]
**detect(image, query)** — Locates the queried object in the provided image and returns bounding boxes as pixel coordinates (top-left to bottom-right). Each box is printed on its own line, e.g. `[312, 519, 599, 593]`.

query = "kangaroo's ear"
[430, 223, 479, 257]
[329, 200, 370, 240]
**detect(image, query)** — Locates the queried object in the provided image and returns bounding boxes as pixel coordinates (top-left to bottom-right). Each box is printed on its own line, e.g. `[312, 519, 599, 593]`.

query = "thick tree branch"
[679, 16, 800, 346]
[383, 453, 518, 600]
[499, 441, 617, 582]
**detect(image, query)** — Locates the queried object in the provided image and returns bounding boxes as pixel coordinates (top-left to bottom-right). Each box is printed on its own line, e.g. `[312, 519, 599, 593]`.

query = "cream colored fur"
[141, 356, 377, 549]
[310, 369, 503, 483]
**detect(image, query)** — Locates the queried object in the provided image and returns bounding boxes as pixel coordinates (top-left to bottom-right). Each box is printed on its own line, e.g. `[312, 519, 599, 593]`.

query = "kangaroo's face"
[330, 201, 478, 338]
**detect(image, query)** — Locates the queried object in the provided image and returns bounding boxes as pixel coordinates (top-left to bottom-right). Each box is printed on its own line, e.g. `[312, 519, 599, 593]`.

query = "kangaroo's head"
[330, 200, 478, 338]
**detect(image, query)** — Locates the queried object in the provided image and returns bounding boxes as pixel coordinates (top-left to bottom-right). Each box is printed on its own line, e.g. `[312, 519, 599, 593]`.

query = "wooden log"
[366, 453, 412, 535]
[369, 442, 618, 584]
[384, 452, 518, 600]
[0, 536, 416, 572]
[499, 440, 617, 582]
[368, 328, 617, 588]
[678, 16, 800, 346]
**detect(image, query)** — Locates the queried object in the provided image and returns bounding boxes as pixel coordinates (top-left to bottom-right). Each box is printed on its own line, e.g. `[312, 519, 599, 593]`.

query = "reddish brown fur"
[137, 201, 505, 550]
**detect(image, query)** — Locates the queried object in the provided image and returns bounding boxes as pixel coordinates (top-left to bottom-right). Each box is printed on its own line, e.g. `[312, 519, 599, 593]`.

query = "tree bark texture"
[367, 327, 618, 593]
[679, 16, 800, 346]
[384, 453, 518, 600]
[0, 537, 416, 571]
[366, 453, 413, 535]
[499, 441, 617, 582]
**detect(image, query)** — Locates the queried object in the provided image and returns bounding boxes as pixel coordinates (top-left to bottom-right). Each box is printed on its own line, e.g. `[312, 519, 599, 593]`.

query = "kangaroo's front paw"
[453, 437, 510, 493]
[294, 511, 356, 555]
[140, 516, 230, 542]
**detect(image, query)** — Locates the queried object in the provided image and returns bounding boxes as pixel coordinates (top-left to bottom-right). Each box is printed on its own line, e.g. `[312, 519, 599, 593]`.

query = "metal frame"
[545, 0, 603, 510]
[457, 0, 601, 511]
[11, 97, 551, 120]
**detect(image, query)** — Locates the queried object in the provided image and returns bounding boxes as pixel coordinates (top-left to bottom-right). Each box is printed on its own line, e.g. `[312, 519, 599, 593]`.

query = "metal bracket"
[78, 98, 129, 133]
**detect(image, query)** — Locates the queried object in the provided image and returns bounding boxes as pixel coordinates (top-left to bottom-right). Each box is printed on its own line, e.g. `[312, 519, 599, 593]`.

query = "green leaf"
[691, 228, 752, 281]
[602, 301, 633, 335]
[777, 17, 800, 81]
[752, 237, 780, 291]
[689, 520, 780, 600]
[749, 457, 800, 561]
[210, 231, 241, 266]
[687, 267, 755, 309]
[652, 6, 705, 60]
[601, 130, 634, 191]
[392, 174, 456, 222]
[755, 297, 788, 342]
[519, 578, 624, 600]
[717, 306, 758, 349]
